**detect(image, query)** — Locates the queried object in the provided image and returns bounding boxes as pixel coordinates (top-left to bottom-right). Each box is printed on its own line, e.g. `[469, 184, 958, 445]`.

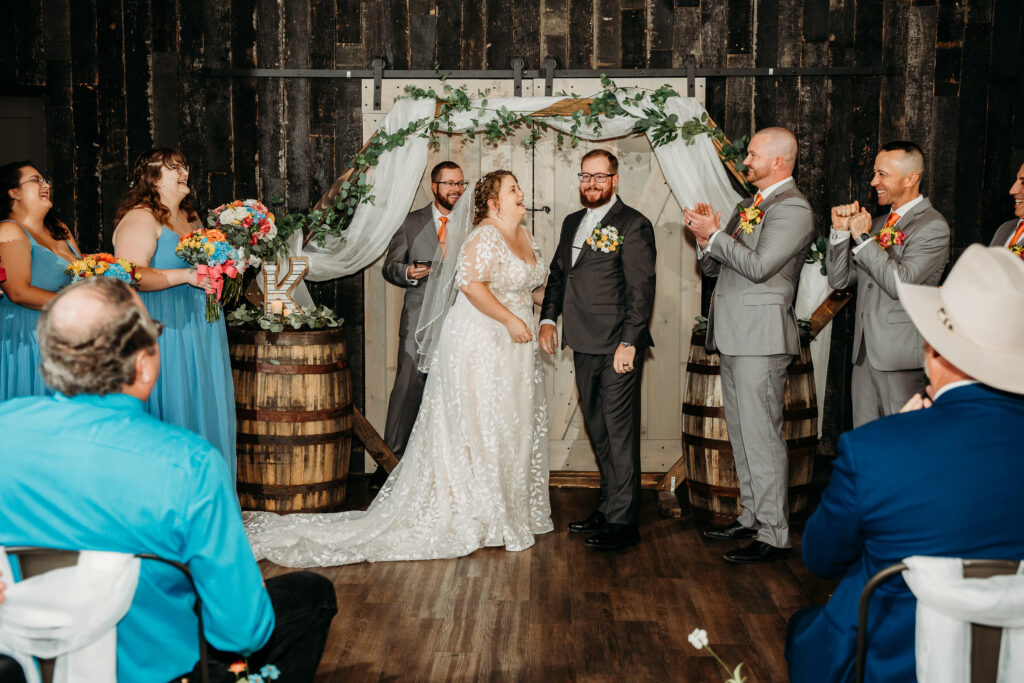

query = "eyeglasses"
[435, 181, 468, 189]
[165, 163, 189, 173]
[577, 173, 614, 184]
[19, 175, 51, 187]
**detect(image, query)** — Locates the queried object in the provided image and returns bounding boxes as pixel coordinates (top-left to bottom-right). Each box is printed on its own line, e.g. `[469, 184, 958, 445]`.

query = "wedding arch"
[272, 78, 833, 487]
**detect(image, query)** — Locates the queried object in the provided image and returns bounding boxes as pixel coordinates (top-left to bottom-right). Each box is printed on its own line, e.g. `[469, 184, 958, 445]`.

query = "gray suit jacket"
[826, 197, 949, 371]
[382, 205, 439, 357]
[990, 218, 1023, 247]
[700, 179, 815, 356]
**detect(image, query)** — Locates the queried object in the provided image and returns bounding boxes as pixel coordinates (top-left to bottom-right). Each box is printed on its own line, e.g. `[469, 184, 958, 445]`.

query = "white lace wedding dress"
[244, 224, 554, 567]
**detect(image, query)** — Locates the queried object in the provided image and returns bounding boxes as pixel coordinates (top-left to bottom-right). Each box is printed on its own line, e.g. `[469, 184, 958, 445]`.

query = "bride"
[244, 170, 554, 567]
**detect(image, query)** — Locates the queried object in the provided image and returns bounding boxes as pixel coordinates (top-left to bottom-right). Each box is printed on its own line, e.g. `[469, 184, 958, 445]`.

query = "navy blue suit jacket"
[787, 383, 1024, 682]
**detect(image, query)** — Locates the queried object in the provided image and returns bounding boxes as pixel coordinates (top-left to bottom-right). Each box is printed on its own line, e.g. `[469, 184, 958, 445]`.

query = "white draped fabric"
[0, 548, 140, 683]
[794, 262, 833, 436]
[286, 92, 741, 282]
[902, 555, 1024, 683]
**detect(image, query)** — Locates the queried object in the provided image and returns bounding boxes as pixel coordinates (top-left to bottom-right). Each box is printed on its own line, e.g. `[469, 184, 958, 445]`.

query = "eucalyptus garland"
[271, 74, 751, 249]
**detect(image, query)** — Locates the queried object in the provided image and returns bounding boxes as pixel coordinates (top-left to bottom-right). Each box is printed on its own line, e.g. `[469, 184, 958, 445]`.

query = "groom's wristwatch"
[854, 233, 872, 246]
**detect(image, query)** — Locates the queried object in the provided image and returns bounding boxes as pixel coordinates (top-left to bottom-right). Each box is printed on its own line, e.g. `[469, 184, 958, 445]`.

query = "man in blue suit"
[786, 244, 1024, 682]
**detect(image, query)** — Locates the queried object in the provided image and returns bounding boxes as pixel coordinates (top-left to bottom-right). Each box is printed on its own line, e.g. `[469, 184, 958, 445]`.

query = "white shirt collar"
[932, 379, 979, 402]
[431, 202, 448, 226]
[585, 194, 619, 222]
[889, 194, 925, 221]
[756, 177, 794, 201]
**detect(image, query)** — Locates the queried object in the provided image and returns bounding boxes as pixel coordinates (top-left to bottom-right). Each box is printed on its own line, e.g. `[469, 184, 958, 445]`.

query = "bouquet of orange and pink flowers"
[65, 253, 142, 287]
[208, 199, 281, 261]
[175, 228, 240, 321]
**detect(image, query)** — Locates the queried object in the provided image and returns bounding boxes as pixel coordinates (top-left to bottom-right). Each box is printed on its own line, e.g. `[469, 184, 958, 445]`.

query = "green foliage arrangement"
[227, 304, 342, 333]
[265, 73, 751, 251]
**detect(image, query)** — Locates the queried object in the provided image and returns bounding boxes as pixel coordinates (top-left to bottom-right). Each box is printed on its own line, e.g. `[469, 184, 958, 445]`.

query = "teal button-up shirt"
[0, 393, 274, 680]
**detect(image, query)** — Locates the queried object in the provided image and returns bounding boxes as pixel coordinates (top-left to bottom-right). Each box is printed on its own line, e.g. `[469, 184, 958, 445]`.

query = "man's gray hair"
[37, 278, 161, 396]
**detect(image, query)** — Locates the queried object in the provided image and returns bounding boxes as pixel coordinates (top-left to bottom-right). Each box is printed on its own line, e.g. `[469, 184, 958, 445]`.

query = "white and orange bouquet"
[175, 228, 240, 321]
[65, 253, 142, 287]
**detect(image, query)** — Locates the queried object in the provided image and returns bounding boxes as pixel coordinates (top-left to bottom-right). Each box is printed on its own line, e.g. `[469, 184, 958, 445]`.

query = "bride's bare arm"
[460, 281, 532, 343]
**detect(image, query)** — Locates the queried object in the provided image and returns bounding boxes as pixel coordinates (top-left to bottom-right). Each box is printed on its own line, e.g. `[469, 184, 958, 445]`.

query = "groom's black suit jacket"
[541, 198, 657, 355]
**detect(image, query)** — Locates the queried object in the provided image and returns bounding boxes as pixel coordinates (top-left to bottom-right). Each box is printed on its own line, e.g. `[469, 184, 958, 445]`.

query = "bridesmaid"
[112, 148, 237, 480]
[0, 161, 81, 400]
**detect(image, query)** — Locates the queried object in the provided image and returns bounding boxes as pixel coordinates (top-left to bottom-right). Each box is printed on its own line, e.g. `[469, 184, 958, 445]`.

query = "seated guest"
[0, 277, 337, 681]
[786, 244, 1024, 682]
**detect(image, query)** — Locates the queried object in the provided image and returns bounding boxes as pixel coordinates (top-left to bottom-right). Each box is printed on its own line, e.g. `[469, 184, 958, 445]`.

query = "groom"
[539, 149, 657, 550]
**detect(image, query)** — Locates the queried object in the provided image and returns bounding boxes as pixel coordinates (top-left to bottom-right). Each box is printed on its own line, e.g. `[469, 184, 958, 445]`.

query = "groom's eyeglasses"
[577, 173, 614, 184]
[435, 181, 468, 189]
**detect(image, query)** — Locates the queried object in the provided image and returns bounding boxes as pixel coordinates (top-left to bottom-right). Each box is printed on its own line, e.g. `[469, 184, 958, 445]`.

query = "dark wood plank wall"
[3, 0, 1024, 466]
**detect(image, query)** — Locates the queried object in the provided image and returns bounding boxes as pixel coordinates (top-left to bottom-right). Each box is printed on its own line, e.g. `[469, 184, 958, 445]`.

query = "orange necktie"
[883, 212, 901, 230]
[732, 193, 764, 238]
[1009, 219, 1024, 246]
[438, 216, 448, 257]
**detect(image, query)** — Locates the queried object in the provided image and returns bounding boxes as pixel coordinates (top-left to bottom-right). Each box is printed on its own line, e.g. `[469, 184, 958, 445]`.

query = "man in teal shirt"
[0, 277, 336, 681]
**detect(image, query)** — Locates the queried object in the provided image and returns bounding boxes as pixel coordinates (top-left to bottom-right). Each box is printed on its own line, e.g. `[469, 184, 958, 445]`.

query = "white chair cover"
[0, 547, 140, 683]
[902, 555, 1024, 683]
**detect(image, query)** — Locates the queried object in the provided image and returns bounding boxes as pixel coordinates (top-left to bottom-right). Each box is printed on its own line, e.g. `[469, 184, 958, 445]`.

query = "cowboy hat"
[896, 244, 1024, 394]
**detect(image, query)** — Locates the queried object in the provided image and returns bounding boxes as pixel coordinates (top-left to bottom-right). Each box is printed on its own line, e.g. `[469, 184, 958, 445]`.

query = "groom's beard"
[579, 184, 614, 209]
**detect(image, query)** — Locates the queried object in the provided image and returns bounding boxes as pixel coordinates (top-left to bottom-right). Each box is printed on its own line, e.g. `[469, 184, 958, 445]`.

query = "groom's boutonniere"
[586, 223, 625, 253]
[735, 204, 764, 235]
[1010, 245, 1024, 259]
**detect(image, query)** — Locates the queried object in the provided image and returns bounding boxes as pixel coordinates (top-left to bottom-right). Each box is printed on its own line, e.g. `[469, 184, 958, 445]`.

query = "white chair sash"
[903, 555, 1024, 683]
[0, 547, 140, 683]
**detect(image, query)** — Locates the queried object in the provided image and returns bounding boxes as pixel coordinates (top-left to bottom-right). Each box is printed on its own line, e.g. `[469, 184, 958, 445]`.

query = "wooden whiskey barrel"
[229, 328, 353, 513]
[680, 331, 817, 525]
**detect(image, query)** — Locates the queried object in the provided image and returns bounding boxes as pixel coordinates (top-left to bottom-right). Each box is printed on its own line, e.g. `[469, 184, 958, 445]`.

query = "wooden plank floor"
[259, 483, 837, 682]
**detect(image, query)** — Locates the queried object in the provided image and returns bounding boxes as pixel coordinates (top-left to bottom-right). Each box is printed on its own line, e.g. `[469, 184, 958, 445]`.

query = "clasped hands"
[831, 200, 872, 238]
[682, 202, 722, 248]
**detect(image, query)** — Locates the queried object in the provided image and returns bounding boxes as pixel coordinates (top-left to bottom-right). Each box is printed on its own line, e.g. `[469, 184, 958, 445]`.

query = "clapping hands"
[683, 202, 721, 247]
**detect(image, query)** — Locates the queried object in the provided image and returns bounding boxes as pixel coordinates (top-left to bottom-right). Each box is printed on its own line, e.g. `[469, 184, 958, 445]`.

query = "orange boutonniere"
[875, 225, 906, 249]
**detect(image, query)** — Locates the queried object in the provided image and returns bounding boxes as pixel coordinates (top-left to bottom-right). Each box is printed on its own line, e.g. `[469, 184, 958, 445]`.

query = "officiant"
[377, 161, 466, 486]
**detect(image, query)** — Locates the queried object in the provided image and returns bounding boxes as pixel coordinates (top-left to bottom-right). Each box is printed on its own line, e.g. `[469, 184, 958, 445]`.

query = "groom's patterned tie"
[883, 211, 901, 230]
[571, 211, 595, 265]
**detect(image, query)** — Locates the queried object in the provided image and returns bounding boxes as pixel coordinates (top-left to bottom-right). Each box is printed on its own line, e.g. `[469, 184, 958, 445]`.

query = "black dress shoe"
[568, 511, 607, 534]
[583, 523, 640, 550]
[723, 540, 791, 564]
[368, 467, 389, 491]
[703, 521, 758, 540]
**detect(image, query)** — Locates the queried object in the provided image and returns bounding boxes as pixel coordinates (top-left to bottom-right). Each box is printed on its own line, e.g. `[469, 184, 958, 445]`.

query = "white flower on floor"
[688, 628, 709, 650]
[687, 627, 747, 683]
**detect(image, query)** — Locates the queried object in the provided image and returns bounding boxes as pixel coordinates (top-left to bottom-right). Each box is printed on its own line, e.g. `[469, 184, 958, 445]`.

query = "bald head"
[38, 278, 161, 396]
[755, 127, 798, 168]
[743, 127, 799, 189]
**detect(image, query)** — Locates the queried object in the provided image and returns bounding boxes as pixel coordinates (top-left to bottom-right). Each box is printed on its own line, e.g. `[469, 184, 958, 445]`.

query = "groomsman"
[990, 160, 1024, 248]
[684, 127, 814, 564]
[379, 162, 466, 483]
[827, 142, 950, 427]
[539, 149, 657, 551]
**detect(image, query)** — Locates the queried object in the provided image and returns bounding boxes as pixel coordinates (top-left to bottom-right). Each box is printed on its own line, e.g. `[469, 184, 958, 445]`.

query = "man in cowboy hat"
[785, 244, 1024, 682]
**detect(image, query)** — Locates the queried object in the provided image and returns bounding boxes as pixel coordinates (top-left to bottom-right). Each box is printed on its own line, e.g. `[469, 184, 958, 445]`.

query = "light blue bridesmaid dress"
[138, 227, 237, 480]
[0, 220, 79, 401]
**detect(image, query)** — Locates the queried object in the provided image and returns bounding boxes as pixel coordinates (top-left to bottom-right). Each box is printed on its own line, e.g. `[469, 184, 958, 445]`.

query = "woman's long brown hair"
[114, 148, 199, 227]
